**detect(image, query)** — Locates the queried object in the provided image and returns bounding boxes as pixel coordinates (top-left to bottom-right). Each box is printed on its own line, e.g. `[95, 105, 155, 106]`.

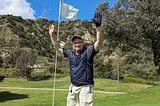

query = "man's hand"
[49, 24, 55, 36]
[92, 12, 102, 27]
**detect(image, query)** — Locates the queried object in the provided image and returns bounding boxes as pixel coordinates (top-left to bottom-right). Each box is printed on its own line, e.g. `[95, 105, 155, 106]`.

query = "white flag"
[60, 1, 79, 20]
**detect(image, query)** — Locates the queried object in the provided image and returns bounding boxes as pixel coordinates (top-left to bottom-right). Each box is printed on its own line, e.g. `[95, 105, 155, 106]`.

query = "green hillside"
[0, 12, 159, 82]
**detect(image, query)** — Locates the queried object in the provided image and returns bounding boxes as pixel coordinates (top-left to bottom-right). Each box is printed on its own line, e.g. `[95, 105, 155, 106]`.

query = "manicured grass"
[95, 85, 160, 106]
[94, 78, 151, 92]
[0, 78, 151, 92]
[0, 78, 160, 106]
[0, 89, 68, 106]
[0, 78, 70, 89]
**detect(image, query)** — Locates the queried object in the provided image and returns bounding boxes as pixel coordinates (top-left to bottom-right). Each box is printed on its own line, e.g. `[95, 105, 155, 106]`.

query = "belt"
[73, 84, 87, 87]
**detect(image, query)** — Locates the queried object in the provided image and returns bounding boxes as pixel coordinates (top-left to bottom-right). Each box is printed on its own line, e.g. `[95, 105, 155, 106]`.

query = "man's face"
[72, 38, 84, 52]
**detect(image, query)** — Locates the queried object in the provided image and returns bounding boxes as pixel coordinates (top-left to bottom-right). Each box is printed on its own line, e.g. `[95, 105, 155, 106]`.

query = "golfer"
[49, 13, 102, 106]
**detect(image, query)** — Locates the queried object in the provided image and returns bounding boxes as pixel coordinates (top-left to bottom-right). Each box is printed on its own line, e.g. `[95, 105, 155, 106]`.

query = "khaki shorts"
[67, 84, 94, 106]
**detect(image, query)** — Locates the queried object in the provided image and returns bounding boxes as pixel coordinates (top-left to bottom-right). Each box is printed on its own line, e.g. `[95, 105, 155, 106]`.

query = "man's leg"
[67, 85, 77, 106]
[79, 85, 93, 106]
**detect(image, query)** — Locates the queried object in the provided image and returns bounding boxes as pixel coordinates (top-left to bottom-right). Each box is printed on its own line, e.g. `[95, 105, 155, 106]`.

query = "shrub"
[0, 68, 20, 78]
[48, 67, 69, 74]
[57, 68, 69, 74]
[123, 76, 154, 85]
[30, 75, 51, 81]
[48, 66, 55, 74]
[0, 75, 5, 81]
[55, 73, 69, 78]
[48, 67, 69, 78]
[30, 70, 51, 81]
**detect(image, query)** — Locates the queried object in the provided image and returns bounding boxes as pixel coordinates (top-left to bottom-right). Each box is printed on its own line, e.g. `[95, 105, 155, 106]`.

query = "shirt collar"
[73, 46, 86, 55]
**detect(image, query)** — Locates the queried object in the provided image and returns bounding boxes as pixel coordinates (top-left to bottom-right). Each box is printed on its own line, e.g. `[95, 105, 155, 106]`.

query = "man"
[49, 13, 102, 106]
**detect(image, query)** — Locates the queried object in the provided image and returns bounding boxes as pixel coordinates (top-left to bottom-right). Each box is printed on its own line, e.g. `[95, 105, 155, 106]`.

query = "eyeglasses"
[72, 41, 83, 45]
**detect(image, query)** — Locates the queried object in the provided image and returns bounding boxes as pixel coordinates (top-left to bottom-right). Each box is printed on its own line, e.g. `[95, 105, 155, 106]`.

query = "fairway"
[0, 78, 160, 106]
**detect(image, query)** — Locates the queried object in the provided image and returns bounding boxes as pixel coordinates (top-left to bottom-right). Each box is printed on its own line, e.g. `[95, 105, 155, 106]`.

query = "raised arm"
[94, 26, 102, 51]
[49, 24, 63, 55]
[92, 13, 103, 51]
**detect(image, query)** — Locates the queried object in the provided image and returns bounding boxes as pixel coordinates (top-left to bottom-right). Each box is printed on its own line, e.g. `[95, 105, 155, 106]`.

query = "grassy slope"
[0, 78, 160, 106]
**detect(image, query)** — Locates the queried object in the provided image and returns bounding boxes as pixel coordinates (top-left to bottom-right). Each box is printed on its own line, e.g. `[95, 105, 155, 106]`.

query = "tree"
[134, 0, 160, 75]
[109, 47, 125, 83]
[99, 0, 160, 77]
[16, 49, 36, 80]
[0, 55, 3, 67]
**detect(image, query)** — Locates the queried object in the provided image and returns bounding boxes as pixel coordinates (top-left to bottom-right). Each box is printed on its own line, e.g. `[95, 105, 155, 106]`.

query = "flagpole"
[52, 0, 62, 106]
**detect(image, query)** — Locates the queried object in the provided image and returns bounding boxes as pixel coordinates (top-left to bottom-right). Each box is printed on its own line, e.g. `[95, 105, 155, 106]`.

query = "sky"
[0, 0, 118, 21]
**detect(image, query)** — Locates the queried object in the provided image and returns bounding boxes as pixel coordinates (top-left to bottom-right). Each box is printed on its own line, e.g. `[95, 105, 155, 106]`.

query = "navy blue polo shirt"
[63, 45, 98, 85]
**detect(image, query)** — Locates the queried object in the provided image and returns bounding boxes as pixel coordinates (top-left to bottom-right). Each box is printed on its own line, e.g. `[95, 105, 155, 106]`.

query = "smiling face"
[72, 38, 84, 54]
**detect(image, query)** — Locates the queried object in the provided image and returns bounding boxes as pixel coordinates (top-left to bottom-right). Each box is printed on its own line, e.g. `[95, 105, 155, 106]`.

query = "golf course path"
[0, 86, 126, 94]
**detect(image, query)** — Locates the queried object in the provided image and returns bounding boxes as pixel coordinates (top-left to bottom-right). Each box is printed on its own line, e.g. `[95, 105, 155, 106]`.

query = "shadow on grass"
[0, 91, 28, 102]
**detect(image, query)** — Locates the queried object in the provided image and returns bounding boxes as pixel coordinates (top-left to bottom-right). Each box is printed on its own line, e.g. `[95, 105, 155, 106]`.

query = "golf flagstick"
[52, 0, 79, 105]
[52, 0, 62, 106]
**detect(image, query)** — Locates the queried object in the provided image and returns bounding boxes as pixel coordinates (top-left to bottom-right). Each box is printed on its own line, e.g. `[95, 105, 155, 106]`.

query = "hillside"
[0, 15, 157, 80]
[0, 15, 99, 78]
[0, 15, 95, 57]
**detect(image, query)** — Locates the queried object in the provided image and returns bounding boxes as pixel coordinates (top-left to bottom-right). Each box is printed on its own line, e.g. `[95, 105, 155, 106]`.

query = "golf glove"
[92, 12, 102, 27]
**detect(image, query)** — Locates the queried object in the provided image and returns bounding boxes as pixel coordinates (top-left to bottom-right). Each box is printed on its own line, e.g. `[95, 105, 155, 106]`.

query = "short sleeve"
[87, 45, 99, 58]
[63, 48, 70, 58]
